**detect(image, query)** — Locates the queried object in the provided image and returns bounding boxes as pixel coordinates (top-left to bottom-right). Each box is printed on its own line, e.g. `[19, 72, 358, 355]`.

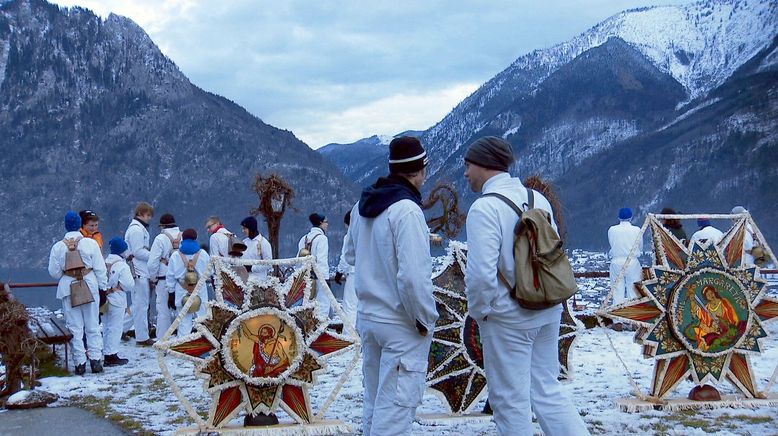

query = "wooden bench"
[30, 316, 73, 371]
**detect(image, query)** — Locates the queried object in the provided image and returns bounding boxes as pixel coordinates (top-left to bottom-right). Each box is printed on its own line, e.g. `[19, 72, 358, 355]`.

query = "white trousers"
[61, 295, 102, 365]
[341, 275, 357, 326]
[132, 278, 151, 341]
[176, 286, 207, 338]
[103, 295, 126, 356]
[480, 317, 589, 436]
[315, 278, 331, 320]
[357, 317, 432, 436]
[155, 284, 175, 338]
[609, 258, 642, 304]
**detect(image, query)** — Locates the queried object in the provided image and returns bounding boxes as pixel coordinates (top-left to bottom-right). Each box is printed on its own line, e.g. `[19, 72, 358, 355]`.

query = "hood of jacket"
[359, 175, 423, 218]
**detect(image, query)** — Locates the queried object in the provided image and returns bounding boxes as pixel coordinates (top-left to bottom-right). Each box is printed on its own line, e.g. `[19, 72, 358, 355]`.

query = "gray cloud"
[52, 0, 695, 147]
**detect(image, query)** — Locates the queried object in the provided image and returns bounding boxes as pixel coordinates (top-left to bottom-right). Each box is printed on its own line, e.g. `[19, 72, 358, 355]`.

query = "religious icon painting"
[156, 256, 359, 432]
[602, 214, 778, 404]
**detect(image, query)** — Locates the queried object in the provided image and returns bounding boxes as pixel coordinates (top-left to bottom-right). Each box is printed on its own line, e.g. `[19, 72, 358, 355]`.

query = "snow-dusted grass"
[31, 317, 777, 435]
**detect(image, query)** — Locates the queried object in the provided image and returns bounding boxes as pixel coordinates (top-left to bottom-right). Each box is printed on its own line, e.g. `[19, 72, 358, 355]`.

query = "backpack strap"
[179, 250, 189, 268]
[527, 187, 534, 209]
[483, 192, 524, 235]
[63, 235, 84, 250]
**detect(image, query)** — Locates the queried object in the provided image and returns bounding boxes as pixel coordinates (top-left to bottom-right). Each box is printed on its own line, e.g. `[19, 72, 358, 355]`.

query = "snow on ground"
[23, 251, 778, 434]
[36, 314, 778, 435]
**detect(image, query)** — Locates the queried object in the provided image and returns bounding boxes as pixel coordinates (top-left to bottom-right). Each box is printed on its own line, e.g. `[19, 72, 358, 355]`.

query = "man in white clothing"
[463, 136, 589, 436]
[206, 216, 235, 257]
[148, 213, 181, 339]
[334, 210, 357, 325]
[298, 213, 330, 319]
[167, 229, 211, 337]
[48, 211, 108, 375]
[608, 208, 643, 305]
[344, 136, 438, 435]
[103, 237, 133, 366]
[125, 202, 155, 346]
[240, 216, 273, 281]
[690, 218, 724, 246]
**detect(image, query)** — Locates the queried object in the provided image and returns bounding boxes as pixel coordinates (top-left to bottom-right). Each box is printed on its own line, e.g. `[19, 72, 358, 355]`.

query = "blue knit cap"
[64, 211, 81, 231]
[697, 218, 711, 228]
[180, 239, 200, 255]
[618, 208, 633, 220]
[109, 237, 128, 255]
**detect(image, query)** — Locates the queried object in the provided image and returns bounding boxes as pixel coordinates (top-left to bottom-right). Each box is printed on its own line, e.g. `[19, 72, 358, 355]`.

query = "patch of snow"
[7, 390, 32, 404]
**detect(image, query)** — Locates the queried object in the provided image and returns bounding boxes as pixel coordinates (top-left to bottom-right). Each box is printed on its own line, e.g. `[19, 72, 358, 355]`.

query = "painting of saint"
[686, 285, 744, 352]
[241, 321, 292, 377]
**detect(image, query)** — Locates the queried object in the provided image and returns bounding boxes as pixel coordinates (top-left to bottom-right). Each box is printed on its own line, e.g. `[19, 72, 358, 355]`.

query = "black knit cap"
[464, 136, 515, 172]
[182, 228, 198, 240]
[159, 213, 176, 227]
[309, 213, 326, 226]
[389, 136, 428, 174]
[241, 216, 258, 233]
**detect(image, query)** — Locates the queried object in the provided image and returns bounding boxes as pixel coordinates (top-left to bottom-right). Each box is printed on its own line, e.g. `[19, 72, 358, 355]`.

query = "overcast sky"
[51, 0, 693, 149]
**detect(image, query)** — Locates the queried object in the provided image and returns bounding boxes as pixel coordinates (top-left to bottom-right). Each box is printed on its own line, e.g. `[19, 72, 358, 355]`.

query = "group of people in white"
[608, 205, 762, 305]
[47, 204, 348, 377]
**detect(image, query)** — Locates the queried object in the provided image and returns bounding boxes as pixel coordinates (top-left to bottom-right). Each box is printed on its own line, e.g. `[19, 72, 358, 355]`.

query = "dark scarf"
[359, 174, 422, 218]
[134, 217, 150, 229]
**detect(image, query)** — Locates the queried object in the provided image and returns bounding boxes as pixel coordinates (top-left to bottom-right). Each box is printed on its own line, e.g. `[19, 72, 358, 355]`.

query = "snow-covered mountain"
[322, 0, 778, 249]
[0, 0, 359, 270]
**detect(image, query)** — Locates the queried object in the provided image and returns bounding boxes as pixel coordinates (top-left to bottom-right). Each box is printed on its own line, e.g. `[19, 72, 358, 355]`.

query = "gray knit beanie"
[464, 136, 514, 172]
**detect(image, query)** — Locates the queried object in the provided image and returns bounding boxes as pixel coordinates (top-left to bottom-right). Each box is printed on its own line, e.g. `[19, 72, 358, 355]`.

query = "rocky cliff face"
[321, 0, 778, 249]
[0, 0, 359, 270]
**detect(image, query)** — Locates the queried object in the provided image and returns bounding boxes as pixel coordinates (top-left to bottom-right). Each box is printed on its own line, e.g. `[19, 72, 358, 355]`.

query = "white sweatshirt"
[148, 227, 182, 280]
[48, 231, 107, 299]
[298, 227, 330, 280]
[465, 173, 561, 328]
[344, 199, 438, 331]
[125, 218, 151, 278]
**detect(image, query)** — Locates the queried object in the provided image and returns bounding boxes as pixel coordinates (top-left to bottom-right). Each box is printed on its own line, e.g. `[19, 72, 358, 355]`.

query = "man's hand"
[167, 292, 176, 310]
[334, 272, 344, 285]
[415, 320, 428, 337]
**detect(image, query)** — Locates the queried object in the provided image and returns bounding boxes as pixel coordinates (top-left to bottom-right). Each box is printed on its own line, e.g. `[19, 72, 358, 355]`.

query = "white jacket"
[298, 227, 329, 279]
[166, 249, 211, 294]
[691, 225, 724, 246]
[104, 253, 134, 308]
[465, 173, 562, 327]
[125, 218, 151, 278]
[337, 232, 355, 275]
[344, 200, 438, 331]
[243, 234, 273, 279]
[48, 231, 108, 300]
[608, 221, 643, 260]
[209, 227, 233, 257]
[148, 227, 181, 279]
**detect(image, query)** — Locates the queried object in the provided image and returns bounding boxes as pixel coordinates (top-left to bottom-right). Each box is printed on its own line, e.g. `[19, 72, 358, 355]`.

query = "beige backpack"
[485, 189, 578, 310]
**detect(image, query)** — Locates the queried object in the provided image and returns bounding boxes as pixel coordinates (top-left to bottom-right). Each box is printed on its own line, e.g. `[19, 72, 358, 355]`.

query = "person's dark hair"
[660, 207, 683, 229]
[523, 175, 567, 241]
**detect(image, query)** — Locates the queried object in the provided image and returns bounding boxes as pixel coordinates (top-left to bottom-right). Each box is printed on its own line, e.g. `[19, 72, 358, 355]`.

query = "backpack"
[164, 230, 182, 250]
[179, 251, 202, 292]
[484, 188, 578, 310]
[63, 236, 86, 274]
[298, 234, 319, 257]
[226, 232, 247, 257]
